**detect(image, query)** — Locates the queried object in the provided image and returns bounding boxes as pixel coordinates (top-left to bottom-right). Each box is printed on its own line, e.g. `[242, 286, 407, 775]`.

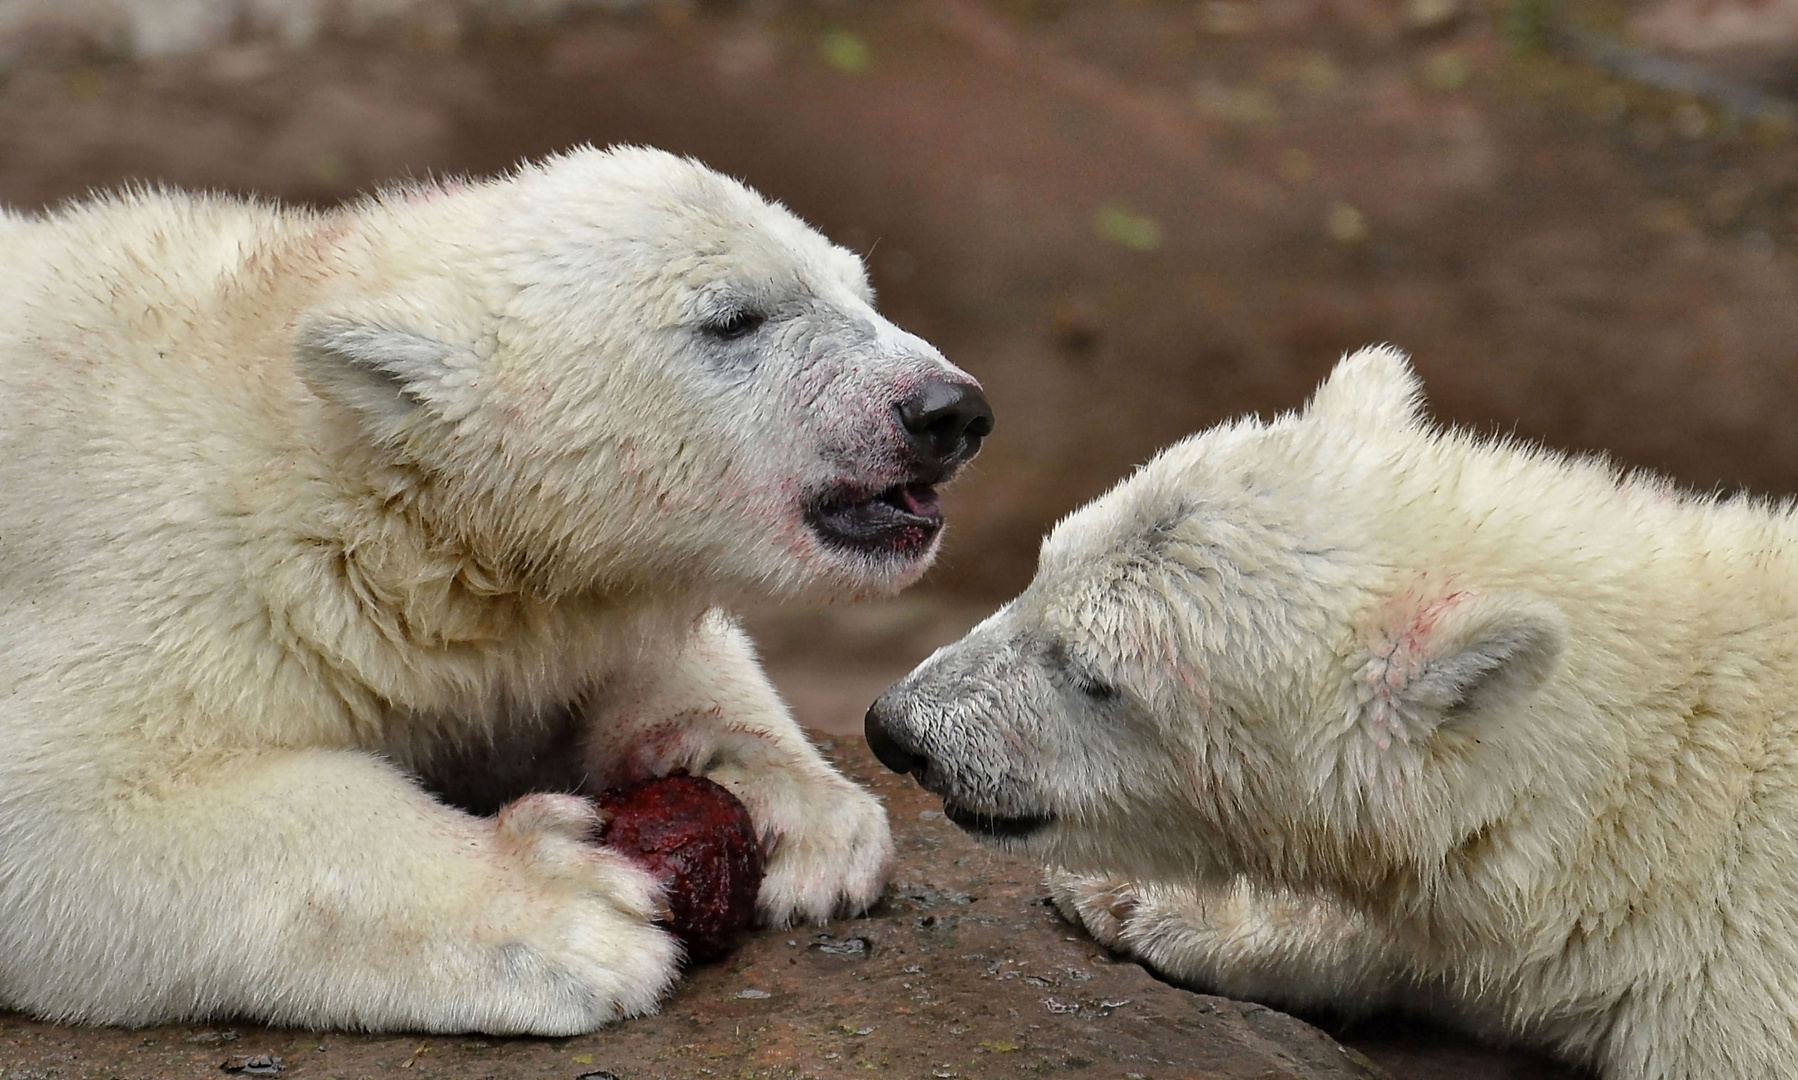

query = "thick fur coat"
[0, 147, 986, 1034]
[869, 348, 1798, 1080]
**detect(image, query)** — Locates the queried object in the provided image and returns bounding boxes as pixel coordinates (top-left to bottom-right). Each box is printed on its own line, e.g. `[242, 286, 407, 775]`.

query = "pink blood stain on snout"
[595, 774, 764, 962]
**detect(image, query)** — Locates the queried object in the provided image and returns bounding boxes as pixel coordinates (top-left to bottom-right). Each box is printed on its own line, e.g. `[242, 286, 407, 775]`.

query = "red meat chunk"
[595, 774, 765, 962]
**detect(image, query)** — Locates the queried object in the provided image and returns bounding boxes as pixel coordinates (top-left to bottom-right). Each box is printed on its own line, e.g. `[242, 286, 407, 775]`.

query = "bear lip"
[941, 800, 1055, 841]
[804, 481, 943, 560]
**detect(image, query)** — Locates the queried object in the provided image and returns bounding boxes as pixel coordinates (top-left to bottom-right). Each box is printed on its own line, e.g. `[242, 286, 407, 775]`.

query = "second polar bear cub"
[0, 147, 992, 1034]
[869, 348, 1798, 1080]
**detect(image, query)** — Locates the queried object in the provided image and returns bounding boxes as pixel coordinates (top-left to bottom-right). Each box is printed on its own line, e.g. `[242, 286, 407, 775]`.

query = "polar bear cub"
[868, 347, 1798, 1080]
[0, 146, 992, 1034]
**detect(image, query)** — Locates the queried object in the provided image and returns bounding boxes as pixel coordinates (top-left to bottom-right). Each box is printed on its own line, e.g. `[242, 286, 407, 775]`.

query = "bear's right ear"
[1352, 588, 1566, 753]
[294, 315, 483, 445]
[1305, 345, 1425, 430]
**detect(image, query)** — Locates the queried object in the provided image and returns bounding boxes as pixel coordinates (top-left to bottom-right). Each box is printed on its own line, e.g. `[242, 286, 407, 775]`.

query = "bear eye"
[1047, 641, 1119, 703]
[704, 309, 766, 341]
[1070, 670, 1119, 703]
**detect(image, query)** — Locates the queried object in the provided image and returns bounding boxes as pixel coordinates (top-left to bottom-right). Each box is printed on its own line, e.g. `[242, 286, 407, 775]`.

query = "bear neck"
[282, 404, 715, 712]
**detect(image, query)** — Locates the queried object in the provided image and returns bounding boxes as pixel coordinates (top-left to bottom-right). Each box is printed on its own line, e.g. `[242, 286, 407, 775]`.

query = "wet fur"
[876, 348, 1798, 1080]
[0, 147, 975, 1033]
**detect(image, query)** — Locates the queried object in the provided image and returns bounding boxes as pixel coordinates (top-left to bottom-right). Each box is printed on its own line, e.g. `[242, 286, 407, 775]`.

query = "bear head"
[295, 146, 990, 602]
[867, 347, 1575, 895]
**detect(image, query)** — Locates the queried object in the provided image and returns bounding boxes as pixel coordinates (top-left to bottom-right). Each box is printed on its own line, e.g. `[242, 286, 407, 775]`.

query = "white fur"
[873, 347, 1798, 1079]
[0, 146, 983, 1033]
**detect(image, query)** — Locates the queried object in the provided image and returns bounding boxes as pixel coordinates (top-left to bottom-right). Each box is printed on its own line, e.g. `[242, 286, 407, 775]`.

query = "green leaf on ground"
[1094, 204, 1163, 252]
[820, 29, 872, 75]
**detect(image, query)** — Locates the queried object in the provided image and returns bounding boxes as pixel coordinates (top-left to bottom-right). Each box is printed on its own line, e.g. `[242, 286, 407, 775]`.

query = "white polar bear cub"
[868, 347, 1798, 1080]
[0, 146, 993, 1034]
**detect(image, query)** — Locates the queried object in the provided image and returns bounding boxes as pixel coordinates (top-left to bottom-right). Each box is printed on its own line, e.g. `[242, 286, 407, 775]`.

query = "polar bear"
[0, 146, 992, 1035]
[866, 347, 1798, 1080]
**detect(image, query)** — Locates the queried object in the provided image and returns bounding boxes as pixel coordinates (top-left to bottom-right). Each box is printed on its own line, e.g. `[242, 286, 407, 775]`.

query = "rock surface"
[0, 737, 1386, 1080]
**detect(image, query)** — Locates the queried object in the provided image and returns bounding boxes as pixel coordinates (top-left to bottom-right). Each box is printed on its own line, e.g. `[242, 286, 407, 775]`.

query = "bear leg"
[0, 748, 679, 1034]
[582, 609, 894, 927]
[1047, 869, 1405, 1018]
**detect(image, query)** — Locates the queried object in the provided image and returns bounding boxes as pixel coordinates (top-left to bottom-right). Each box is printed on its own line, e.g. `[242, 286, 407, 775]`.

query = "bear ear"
[1353, 589, 1566, 751]
[294, 314, 482, 444]
[1305, 345, 1425, 430]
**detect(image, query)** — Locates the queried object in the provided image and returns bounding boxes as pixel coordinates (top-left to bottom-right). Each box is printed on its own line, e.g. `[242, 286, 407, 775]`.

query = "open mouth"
[942, 800, 1055, 841]
[805, 482, 943, 559]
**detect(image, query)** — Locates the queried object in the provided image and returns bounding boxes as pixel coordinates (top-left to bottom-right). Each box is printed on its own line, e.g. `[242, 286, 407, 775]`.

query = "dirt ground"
[5, 0, 1797, 1077]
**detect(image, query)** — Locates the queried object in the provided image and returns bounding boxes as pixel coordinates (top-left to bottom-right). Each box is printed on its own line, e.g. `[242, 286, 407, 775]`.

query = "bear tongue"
[896, 483, 939, 517]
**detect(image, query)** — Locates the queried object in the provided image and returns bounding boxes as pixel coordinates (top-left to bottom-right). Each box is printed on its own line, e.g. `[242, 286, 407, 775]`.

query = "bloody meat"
[595, 774, 765, 962]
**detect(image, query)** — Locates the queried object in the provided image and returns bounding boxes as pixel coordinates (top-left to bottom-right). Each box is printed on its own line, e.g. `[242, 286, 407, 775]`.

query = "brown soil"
[4, 1, 1789, 1076]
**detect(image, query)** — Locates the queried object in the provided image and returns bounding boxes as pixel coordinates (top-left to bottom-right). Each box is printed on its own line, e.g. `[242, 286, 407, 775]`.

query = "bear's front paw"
[705, 766, 894, 927]
[482, 794, 683, 1032]
[1046, 871, 1390, 1014]
[1049, 869, 1251, 977]
[496, 793, 670, 922]
[1048, 870, 1245, 993]
[1047, 869, 1140, 950]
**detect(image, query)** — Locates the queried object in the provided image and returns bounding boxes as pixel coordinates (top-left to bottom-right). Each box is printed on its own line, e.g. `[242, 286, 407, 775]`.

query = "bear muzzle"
[864, 691, 1055, 843]
[803, 375, 992, 562]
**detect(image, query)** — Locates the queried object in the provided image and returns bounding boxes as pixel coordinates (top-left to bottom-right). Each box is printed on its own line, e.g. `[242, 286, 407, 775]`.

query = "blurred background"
[7, 2, 1797, 1075]
[5, 0, 1798, 745]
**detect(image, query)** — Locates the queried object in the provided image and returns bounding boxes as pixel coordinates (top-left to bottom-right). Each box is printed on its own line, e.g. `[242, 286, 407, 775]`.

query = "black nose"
[865, 699, 929, 778]
[896, 378, 994, 472]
